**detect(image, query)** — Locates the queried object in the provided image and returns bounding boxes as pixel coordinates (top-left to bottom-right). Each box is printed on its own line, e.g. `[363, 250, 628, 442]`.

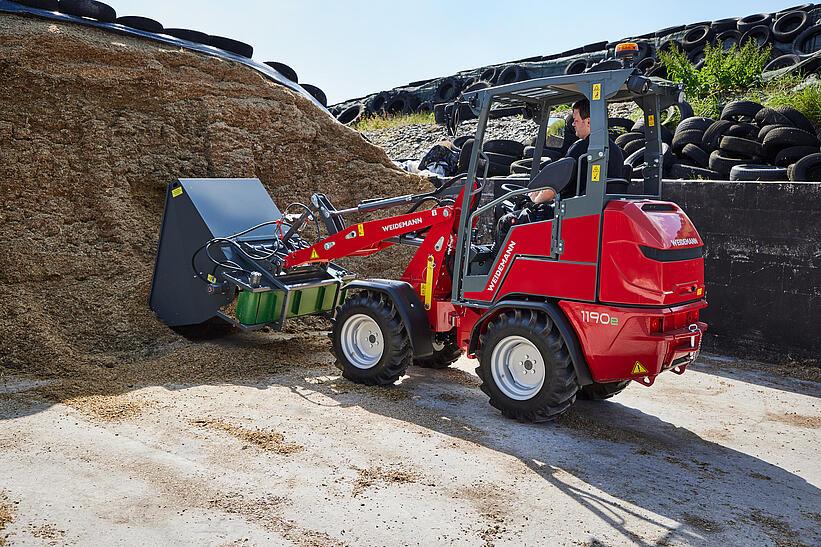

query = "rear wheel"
[414, 336, 462, 369]
[578, 381, 630, 400]
[476, 310, 578, 422]
[332, 291, 411, 385]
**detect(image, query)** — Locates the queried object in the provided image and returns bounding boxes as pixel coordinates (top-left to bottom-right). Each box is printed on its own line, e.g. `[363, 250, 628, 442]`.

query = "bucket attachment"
[149, 178, 283, 327]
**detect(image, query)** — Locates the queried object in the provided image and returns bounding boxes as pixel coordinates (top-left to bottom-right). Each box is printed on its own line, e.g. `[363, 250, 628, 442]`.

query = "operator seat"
[528, 156, 575, 194]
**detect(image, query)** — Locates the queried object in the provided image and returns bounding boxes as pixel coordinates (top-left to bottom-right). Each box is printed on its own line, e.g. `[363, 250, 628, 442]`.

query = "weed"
[356, 112, 435, 131]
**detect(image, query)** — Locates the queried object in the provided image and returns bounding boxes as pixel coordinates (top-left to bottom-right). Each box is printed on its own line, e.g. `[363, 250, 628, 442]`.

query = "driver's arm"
[528, 187, 556, 204]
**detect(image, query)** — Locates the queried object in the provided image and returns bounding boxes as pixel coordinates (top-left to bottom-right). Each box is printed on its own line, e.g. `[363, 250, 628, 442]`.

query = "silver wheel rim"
[340, 314, 384, 369]
[490, 335, 545, 400]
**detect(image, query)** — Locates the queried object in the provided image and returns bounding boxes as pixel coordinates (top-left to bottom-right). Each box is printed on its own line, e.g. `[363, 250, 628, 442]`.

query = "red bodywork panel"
[600, 200, 705, 306]
[560, 300, 707, 382]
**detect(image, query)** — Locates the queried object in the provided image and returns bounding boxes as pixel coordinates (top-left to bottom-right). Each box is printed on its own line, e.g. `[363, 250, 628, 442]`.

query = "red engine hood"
[600, 199, 705, 307]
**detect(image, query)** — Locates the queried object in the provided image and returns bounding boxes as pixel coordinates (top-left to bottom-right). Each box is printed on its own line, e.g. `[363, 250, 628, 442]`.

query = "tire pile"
[618, 100, 821, 181]
[331, 4, 821, 124]
[6, 0, 329, 107]
[436, 101, 821, 182]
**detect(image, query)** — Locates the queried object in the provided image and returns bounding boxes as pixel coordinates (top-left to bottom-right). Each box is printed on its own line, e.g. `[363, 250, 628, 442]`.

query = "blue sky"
[103, 1, 800, 104]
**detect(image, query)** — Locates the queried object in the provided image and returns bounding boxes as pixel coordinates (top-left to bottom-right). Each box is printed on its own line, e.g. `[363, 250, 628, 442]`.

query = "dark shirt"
[562, 136, 624, 198]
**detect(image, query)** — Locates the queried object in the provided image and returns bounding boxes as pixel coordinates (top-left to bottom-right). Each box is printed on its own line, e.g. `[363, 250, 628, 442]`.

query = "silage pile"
[0, 14, 425, 381]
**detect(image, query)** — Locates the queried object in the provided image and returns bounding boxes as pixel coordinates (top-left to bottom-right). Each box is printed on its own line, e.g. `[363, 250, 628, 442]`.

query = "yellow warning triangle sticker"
[632, 361, 648, 375]
[310, 248, 319, 260]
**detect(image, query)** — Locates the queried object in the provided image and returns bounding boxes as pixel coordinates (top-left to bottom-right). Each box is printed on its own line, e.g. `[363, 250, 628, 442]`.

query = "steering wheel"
[500, 182, 531, 207]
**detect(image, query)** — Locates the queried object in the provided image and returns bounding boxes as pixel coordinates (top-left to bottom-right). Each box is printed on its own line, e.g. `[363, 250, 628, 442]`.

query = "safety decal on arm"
[592, 84, 601, 101]
[591, 165, 601, 182]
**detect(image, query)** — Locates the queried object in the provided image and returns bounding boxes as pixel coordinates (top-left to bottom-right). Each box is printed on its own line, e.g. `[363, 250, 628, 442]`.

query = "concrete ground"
[0, 336, 819, 546]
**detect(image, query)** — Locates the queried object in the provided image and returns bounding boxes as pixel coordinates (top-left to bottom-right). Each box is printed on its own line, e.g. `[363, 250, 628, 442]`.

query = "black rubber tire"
[711, 18, 740, 34]
[777, 4, 813, 17]
[725, 122, 759, 140]
[789, 152, 821, 181]
[658, 39, 682, 54]
[774, 145, 819, 167]
[476, 310, 578, 422]
[720, 100, 764, 123]
[773, 10, 810, 42]
[453, 135, 472, 149]
[416, 101, 433, 114]
[497, 65, 527, 85]
[582, 40, 608, 53]
[758, 123, 790, 142]
[623, 138, 646, 156]
[720, 136, 763, 158]
[479, 67, 497, 82]
[740, 25, 772, 49]
[609, 117, 635, 134]
[688, 47, 707, 68]
[677, 116, 714, 133]
[483, 139, 525, 157]
[793, 23, 821, 55]
[414, 339, 462, 369]
[635, 57, 656, 73]
[264, 62, 298, 83]
[484, 152, 518, 167]
[716, 30, 741, 52]
[702, 120, 735, 151]
[164, 28, 210, 45]
[57, 0, 116, 22]
[332, 290, 412, 386]
[656, 25, 686, 37]
[755, 107, 793, 127]
[433, 103, 447, 125]
[709, 150, 751, 176]
[762, 126, 820, 158]
[461, 80, 492, 95]
[301, 84, 328, 107]
[774, 105, 815, 134]
[729, 164, 789, 181]
[337, 104, 364, 126]
[209, 35, 254, 58]
[632, 119, 674, 144]
[115, 16, 163, 33]
[457, 139, 475, 173]
[565, 59, 589, 75]
[682, 25, 714, 51]
[668, 163, 721, 180]
[578, 381, 630, 400]
[680, 143, 710, 168]
[13, 0, 59, 9]
[764, 54, 802, 71]
[672, 129, 705, 154]
[434, 77, 462, 103]
[615, 131, 644, 149]
[738, 13, 772, 33]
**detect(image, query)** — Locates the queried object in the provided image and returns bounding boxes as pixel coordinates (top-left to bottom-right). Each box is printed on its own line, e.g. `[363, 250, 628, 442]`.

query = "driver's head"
[571, 98, 591, 140]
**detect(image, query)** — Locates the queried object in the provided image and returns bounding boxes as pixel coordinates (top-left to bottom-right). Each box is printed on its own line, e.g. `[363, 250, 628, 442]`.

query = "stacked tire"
[662, 100, 820, 181]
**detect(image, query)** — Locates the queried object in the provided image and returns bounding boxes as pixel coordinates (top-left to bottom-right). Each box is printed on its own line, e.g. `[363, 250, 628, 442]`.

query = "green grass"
[659, 41, 820, 127]
[762, 76, 821, 127]
[355, 112, 436, 131]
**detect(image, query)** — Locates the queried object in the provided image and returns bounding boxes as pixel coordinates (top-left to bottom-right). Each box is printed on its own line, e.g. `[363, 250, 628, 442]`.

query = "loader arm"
[284, 206, 457, 269]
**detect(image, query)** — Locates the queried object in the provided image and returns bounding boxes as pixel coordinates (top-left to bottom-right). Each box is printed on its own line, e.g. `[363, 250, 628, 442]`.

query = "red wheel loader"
[150, 54, 707, 421]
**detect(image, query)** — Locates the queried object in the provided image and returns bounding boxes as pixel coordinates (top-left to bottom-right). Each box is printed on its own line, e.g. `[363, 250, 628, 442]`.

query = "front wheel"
[476, 309, 578, 422]
[331, 290, 412, 385]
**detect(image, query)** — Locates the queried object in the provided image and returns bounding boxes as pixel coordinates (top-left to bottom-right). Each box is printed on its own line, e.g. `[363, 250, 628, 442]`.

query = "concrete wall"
[663, 180, 821, 359]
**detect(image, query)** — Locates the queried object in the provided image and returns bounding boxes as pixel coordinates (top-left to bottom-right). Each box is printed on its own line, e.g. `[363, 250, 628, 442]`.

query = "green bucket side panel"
[235, 291, 260, 324]
[236, 290, 285, 325]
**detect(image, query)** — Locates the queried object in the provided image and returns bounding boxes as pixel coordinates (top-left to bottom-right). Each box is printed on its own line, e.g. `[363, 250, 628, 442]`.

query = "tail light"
[686, 310, 699, 324]
[649, 317, 664, 333]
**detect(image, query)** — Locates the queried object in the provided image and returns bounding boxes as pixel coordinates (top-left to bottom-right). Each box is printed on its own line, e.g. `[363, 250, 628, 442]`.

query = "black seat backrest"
[606, 178, 629, 194]
[528, 156, 576, 194]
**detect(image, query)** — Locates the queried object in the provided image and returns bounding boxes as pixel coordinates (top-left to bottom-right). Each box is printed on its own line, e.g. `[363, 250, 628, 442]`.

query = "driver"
[529, 98, 624, 204]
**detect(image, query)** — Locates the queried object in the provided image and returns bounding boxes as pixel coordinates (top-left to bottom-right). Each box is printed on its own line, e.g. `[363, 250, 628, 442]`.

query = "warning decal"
[591, 164, 601, 182]
[310, 248, 319, 260]
[632, 361, 648, 375]
[171, 186, 183, 198]
[592, 83, 601, 101]
[648, 115, 655, 127]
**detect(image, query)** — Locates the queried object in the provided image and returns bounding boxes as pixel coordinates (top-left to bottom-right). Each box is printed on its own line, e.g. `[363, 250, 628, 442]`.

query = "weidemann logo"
[487, 241, 516, 292]
[382, 217, 423, 233]
[671, 238, 699, 247]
